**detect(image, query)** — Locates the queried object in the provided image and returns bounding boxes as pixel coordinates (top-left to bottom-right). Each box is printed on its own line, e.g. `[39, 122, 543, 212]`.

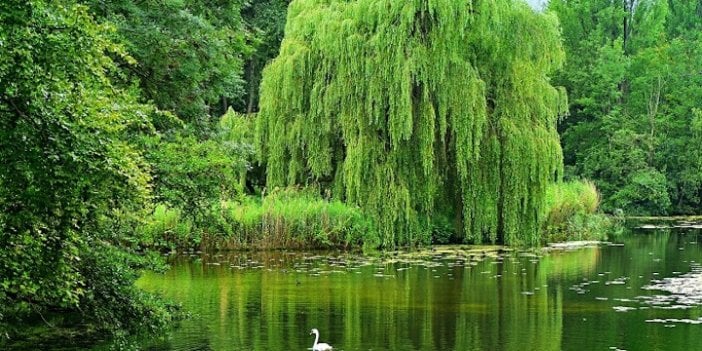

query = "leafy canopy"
[84, 0, 251, 126]
[257, 0, 567, 247]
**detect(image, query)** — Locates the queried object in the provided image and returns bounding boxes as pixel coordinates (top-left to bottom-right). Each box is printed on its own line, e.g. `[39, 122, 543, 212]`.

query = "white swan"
[310, 328, 333, 350]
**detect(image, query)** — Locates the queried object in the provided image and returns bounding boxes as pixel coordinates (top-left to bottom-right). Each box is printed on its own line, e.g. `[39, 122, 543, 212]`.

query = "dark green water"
[134, 227, 702, 351]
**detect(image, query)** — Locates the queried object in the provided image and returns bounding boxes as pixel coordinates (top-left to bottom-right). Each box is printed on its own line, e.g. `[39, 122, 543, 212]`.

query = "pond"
[133, 223, 702, 351]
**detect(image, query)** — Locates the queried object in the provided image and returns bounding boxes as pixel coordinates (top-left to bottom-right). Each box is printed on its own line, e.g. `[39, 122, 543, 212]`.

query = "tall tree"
[0, 0, 170, 334]
[256, 0, 567, 247]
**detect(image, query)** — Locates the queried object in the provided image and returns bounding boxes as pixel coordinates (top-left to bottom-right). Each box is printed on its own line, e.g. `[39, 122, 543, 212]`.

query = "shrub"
[141, 132, 248, 213]
[76, 242, 177, 335]
[609, 169, 671, 216]
[543, 180, 600, 227]
[218, 108, 260, 191]
[141, 205, 195, 250]
[429, 214, 455, 245]
[542, 180, 616, 243]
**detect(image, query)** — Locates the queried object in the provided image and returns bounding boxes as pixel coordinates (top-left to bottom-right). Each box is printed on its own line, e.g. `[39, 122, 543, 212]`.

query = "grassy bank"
[142, 182, 619, 252]
[141, 188, 377, 251]
[542, 180, 620, 243]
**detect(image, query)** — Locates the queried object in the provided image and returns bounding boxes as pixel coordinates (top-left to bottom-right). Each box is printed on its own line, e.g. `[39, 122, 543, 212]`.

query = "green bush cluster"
[223, 188, 377, 249]
[542, 180, 617, 242]
[75, 243, 178, 335]
[140, 131, 248, 213]
[139, 180, 619, 251]
[543, 180, 600, 225]
[140, 205, 196, 250]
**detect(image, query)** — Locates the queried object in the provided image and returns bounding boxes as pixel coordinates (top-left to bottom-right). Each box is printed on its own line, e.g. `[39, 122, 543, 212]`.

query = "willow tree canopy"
[256, 0, 568, 247]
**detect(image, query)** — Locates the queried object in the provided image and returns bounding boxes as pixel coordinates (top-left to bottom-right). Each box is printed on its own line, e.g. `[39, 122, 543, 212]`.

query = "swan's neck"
[313, 332, 319, 347]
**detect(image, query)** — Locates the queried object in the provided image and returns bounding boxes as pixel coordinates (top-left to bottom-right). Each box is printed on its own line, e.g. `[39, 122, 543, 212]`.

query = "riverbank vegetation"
[1, 0, 697, 345]
[0, 0, 285, 342]
[141, 188, 375, 251]
[0, 0, 179, 341]
[542, 180, 617, 243]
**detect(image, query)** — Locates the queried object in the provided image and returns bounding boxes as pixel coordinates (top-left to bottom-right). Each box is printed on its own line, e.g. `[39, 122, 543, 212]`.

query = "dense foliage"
[141, 131, 248, 215]
[140, 188, 374, 251]
[217, 188, 374, 250]
[81, 0, 293, 126]
[83, 0, 251, 127]
[257, 0, 568, 247]
[550, 0, 702, 215]
[240, 0, 291, 113]
[0, 0, 173, 337]
[136, 110, 254, 250]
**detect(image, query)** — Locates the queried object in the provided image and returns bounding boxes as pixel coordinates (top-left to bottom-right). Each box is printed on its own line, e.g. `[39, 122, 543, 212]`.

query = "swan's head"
[310, 328, 319, 335]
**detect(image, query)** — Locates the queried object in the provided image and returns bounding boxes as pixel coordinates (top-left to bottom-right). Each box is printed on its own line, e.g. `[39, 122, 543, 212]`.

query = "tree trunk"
[246, 59, 258, 115]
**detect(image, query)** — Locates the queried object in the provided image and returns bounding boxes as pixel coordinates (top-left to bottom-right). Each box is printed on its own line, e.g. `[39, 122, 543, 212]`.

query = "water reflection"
[138, 227, 702, 351]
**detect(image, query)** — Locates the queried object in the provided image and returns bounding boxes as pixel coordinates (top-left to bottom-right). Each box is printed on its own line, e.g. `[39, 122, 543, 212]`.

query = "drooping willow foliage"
[256, 0, 568, 247]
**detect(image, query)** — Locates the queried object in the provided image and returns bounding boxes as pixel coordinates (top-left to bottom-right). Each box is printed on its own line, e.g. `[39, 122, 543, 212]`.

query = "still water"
[136, 225, 702, 351]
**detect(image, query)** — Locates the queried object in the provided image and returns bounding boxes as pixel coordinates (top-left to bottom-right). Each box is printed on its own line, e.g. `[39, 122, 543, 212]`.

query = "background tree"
[240, 0, 291, 114]
[84, 0, 251, 129]
[550, 0, 702, 215]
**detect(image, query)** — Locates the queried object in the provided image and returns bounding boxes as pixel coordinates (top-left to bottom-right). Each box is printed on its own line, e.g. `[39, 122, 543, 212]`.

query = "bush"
[76, 242, 177, 335]
[141, 205, 195, 250]
[542, 180, 616, 243]
[219, 188, 378, 249]
[429, 214, 455, 245]
[543, 180, 600, 226]
[141, 132, 248, 215]
[609, 169, 671, 216]
[137, 111, 260, 252]
[218, 108, 261, 191]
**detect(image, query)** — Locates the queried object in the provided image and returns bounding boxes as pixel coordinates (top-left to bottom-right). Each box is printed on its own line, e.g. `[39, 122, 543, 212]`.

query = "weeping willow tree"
[256, 0, 568, 247]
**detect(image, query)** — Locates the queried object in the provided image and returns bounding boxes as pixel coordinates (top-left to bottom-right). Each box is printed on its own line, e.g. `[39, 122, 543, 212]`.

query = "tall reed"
[143, 188, 378, 251]
[542, 180, 614, 242]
